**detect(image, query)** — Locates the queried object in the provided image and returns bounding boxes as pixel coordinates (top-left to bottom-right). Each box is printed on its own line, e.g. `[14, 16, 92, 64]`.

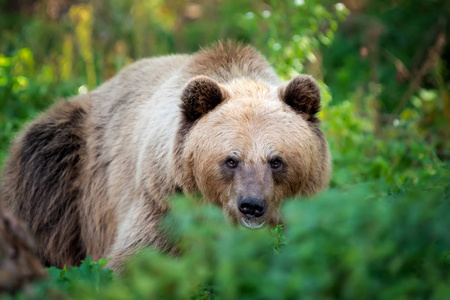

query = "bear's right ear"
[181, 75, 228, 124]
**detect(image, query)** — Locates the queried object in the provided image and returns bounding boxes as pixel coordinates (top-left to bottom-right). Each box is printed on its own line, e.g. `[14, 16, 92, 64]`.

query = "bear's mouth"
[239, 217, 266, 229]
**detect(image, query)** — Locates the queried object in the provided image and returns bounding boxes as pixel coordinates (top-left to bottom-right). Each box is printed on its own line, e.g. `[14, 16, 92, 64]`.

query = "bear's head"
[177, 75, 331, 228]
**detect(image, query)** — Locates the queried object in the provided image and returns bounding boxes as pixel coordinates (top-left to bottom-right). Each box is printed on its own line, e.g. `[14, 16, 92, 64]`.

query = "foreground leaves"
[8, 167, 450, 299]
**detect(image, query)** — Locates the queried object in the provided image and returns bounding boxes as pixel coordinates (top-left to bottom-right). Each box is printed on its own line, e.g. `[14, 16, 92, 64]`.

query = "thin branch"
[393, 32, 446, 115]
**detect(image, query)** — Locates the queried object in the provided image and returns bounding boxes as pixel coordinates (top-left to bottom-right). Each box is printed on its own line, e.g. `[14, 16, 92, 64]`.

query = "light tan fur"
[182, 79, 331, 225]
[1, 42, 331, 272]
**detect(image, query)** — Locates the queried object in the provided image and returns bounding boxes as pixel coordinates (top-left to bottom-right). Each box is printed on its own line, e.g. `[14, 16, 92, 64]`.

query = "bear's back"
[0, 54, 192, 267]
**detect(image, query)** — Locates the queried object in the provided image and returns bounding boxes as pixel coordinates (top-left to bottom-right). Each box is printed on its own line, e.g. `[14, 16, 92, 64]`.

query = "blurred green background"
[1, 0, 449, 298]
[0, 0, 449, 186]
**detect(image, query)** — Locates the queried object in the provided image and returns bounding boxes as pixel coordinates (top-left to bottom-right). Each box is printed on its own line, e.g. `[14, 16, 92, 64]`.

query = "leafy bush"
[321, 90, 442, 187]
[6, 167, 449, 299]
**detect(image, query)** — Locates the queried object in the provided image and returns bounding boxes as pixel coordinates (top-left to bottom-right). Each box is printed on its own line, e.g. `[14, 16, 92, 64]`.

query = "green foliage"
[321, 94, 441, 187]
[8, 257, 114, 299]
[0, 48, 80, 164]
[45, 257, 114, 295]
[321, 0, 450, 157]
[243, 0, 349, 79]
[323, 0, 450, 109]
[271, 224, 287, 254]
[9, 169, 450, 299]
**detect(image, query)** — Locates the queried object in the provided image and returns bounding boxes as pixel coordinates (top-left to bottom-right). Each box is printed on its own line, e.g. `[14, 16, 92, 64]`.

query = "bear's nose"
[238, 197, 266, 218]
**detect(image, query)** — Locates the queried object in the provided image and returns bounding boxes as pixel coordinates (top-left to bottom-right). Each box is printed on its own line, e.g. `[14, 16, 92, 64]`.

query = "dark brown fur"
[280, 75, 321, 122]
[1, 96, 89, 268]
[181, 76, 228, 124]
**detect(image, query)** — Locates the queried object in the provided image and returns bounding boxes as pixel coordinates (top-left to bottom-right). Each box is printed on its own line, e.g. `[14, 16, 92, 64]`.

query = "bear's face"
[179, 76, 331, 228]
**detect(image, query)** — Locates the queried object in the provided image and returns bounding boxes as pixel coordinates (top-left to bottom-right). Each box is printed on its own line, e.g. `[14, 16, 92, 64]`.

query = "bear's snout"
[238, 196, 266, 218]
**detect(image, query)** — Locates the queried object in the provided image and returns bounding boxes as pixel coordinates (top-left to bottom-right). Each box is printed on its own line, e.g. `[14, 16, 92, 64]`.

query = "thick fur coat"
[1, 42, 331, 272]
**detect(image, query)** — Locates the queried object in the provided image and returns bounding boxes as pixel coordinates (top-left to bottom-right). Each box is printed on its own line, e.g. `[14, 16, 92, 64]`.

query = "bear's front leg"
[104, 201, 173, 273]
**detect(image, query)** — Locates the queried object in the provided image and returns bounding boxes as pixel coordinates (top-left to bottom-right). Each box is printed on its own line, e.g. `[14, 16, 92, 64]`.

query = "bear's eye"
[225, 158, 238, 169]
[270, 158, 283, 170]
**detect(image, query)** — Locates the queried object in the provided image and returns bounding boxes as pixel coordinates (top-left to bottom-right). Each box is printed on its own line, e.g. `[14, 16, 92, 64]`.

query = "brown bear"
[0, 41, 331, 272]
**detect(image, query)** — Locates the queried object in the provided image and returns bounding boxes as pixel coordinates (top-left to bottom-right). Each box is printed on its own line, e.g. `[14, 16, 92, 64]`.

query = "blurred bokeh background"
[0, 0, 448, 188]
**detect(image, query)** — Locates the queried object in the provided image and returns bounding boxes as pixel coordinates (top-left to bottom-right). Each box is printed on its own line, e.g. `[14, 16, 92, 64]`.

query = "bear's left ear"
[279, 75, 321, 122]
[181, 75, 229, 124]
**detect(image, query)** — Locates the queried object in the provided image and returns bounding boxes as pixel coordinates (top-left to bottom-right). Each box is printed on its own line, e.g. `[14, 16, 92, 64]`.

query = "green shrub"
[321, 92, 442, 187]
[8, 167, 449, 299]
